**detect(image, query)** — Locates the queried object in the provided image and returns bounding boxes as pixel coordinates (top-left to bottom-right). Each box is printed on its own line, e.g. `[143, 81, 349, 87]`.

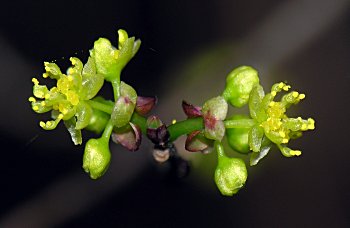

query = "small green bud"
[214, 142, 247, 196]
[111, 82, 137, 128]
[83, 138, 111, 179]
[226, 115, 251, 153]
[85, 109, 109, 134]
[223, 66, 259, 107]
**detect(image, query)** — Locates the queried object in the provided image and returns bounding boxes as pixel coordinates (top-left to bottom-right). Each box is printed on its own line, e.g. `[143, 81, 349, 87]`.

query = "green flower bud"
[214, 142, 247, 196]
[83, 138, 111, 179]
[90, 29, 141, 82]
[85, 109, 109, 134]
[223, 66, 259, 107]
[226, 115, 251, 153]
[111, 82, 137, 128]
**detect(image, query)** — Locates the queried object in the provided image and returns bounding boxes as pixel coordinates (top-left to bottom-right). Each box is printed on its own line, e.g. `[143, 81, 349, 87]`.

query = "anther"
[301, 124, 307, 130]
[39, 121, 45, 128]
[33, 106, 39, 111]
[299, 94, 305, 99]
[283, 85, 290, 91]
[28, 97, 36, 102]
[292, 92, 299, 98]
[32, 78, 39, 85]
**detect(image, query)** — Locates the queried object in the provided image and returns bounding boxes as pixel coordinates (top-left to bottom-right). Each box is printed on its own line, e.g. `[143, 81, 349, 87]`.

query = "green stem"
[167, 117, 204, 142]
[87, 100, 113, 114]
[101, 119, 114, 142]
[215, 141, 225, 159]
[224, 119, 255, 128]
[87, 99, 204, 142]
[130, 112, 147, 134]
[111, 79, 121, 101]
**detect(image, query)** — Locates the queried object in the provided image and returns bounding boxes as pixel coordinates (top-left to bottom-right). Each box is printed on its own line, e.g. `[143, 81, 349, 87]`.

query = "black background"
[0, 0, 349, 227]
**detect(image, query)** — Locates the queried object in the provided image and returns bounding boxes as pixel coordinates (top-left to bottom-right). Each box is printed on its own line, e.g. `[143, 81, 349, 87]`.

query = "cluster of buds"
[29, 29, 316, 196]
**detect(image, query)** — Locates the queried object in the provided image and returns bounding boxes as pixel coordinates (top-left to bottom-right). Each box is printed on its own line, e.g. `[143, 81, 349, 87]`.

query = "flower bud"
[226, 115, 251, 154]
[111, 82, 137, 128]
[112, 122, 142, 151]
[185, 130, 213, 153]
[214, 142, 247, 196]
[83, 138, 111, 179]
[182, 100, 202, 118]
[135, 96, 157, 115]
[202, 96, 228, 141]
[223, 66, 259, 108]
[85, 109, 110, 134]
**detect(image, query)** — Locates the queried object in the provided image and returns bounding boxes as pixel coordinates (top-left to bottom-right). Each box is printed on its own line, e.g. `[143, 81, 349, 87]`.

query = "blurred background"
[0, 0, 349, 227]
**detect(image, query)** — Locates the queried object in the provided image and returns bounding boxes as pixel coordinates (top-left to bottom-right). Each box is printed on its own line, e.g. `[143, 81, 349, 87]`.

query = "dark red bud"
[135, 96, 157, 115]
[147, 125, 170, 146]
[182, 100, 202, 118]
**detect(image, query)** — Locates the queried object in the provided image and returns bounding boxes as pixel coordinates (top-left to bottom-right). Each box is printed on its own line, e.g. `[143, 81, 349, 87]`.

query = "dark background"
[0, 0, 349, 227]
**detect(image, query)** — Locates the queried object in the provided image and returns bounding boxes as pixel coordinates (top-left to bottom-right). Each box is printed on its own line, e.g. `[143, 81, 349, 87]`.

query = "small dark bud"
[135, 96, 157, 115]
[182, 100, 202, 118]
[147, 125, 170, 146]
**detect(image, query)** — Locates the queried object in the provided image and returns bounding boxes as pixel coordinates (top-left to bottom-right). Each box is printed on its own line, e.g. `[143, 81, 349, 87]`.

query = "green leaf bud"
[214, 142, 247, 196]
[83, 138, 111, 179]
[223, 66, 259, 107]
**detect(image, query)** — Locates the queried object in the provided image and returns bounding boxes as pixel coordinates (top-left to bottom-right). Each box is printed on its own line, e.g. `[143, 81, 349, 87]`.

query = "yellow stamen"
[278, 82, 284, 88]
[290, 150, 301, 156]
[292, 92, 299, 98]
[58, 114, 64, 119]
[41, 101, 46, 106]
[28, 97, 36, 102]
[32, 78, 39, 85]
[271, 91, 277, 96]
[282, 139, 289, 143]
[33, 106, 39, 111]
[70, 57, 76, 65]
[39, 121, 45, 128]
[269, 101, 275, 107]
[43, 73, 49, 78]
[46, 121, 51, 127]
[45, 93, 50, 99]
[172, 119, 177, 124]
[67, 75, 73, 81]
[279, 131, 286, 138]
[301, 124, 307, 130]
[283, 85, 290, 91]
[299, 94, 305, 99]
